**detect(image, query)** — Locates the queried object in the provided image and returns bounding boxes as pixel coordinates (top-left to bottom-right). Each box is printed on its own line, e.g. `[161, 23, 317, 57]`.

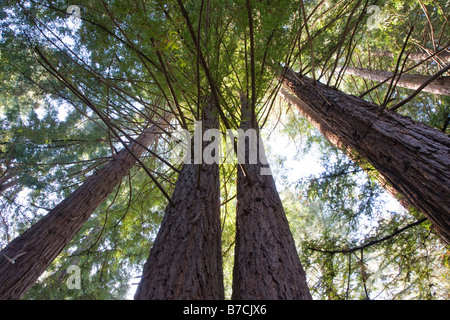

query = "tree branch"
[308, 218, 428, 254]
[390, 63, 450, 111]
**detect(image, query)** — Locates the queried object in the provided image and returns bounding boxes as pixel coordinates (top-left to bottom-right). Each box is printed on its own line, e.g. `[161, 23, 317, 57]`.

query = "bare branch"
[308, 218, 428, 254]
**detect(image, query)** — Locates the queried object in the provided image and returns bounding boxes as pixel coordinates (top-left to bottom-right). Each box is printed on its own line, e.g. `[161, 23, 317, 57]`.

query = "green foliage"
[266, 96, 449, 299]
[1, 0, 448, 300]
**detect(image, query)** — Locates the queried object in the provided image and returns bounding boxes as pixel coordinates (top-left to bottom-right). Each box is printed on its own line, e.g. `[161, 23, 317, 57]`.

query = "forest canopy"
[0, 0, 449, 300]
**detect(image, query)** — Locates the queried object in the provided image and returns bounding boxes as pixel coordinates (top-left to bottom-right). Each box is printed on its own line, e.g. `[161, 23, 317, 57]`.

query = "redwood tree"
[231, 94, 312, 300]
[134, 102, 224, 300]
[0, 119, 169, 300]
[281, 67, 450, 245]
[371, 50, 450, 64]
[336, 66, 450, 96]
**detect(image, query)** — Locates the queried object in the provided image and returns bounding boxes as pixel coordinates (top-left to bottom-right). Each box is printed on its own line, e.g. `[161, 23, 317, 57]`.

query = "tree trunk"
[281, 92, 416, 212]
[231, 94, 312, 300]
[336, 66, 450, 96]
[0, 118, 170, 300]
[134, 101, 224, 300]
[281, 68, 450, 245]
[371, 50, 450, 64]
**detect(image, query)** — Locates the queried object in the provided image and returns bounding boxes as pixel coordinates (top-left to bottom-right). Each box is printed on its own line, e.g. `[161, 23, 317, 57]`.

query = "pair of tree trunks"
[280, 68, 450, 245]
[0, 119, 170, 299]
[135, 97, 312, 300]
[142, 65, 449, 299]
[0, 96, 312, 300]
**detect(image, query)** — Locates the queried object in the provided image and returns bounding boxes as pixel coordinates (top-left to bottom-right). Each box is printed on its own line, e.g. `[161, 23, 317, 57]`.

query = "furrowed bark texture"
[231, 94, 312, 300]
[336, 66, 450, 96]
[281, 68, 450, 245]
[281, 88, 416, 211]
[135, 103, 224, 300]
[0, 120, 169, 300]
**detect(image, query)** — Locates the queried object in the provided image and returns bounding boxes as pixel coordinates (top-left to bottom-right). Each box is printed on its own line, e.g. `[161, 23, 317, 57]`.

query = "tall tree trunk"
[281, 90, 416, 212]
[281, 68, 450, 245]
[336, 66, 450, 96]
[231, 94, 312, 300]
[134, 101, 224, 300]
[371, 50, 450, 64]
[0, 118, 170, 300]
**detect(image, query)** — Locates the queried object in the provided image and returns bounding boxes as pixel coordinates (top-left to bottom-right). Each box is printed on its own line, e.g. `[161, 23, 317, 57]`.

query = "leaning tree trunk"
[281, 68, 450, 245]
[335, 66, 450, 96]
[0, 118, 170, 300]
[231, 94, 312, 300]
[371, 50, 450, 64]
[282, 89, 416, 212]
[134, 101, 224, 300]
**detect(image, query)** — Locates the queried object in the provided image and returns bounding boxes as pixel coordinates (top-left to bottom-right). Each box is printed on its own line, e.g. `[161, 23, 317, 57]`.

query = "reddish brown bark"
[336, 66, 450, 96]
[231, 94, 312, 300]
[372, 50, 450, 64]
[0, 119, 170, 299]
[134, 102, 224, 300]
[281, 68, 450, 245]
